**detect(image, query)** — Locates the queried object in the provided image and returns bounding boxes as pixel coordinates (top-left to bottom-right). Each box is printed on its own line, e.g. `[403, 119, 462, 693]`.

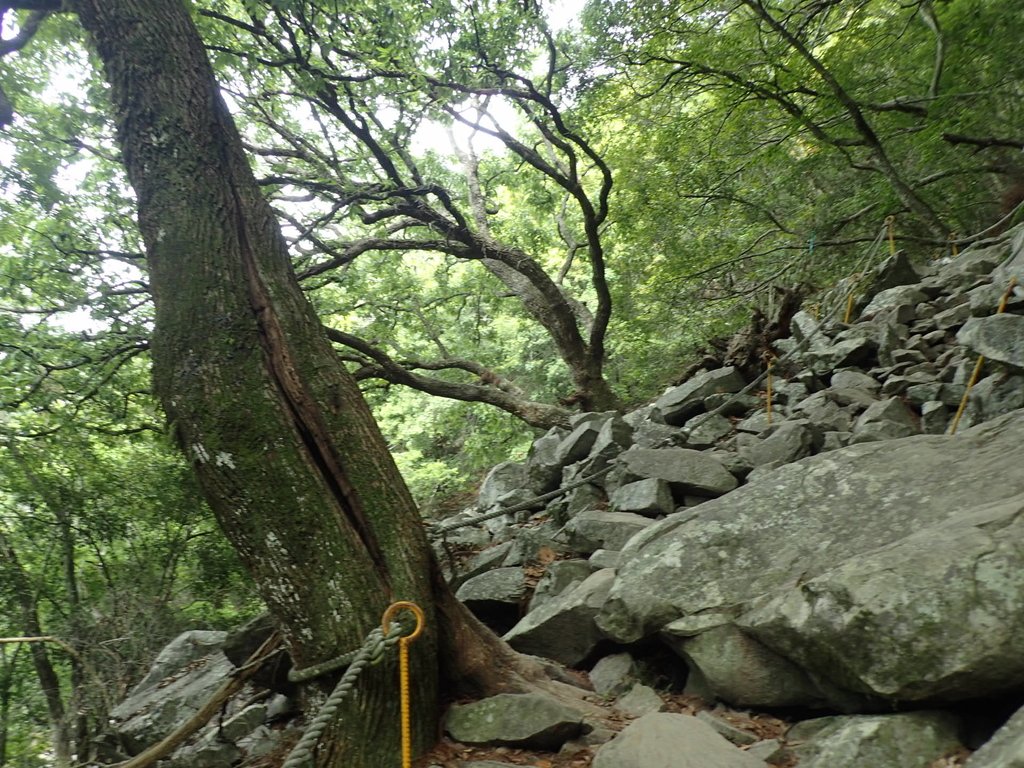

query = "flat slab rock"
[444, 692, 584, 751]
[592, 712, 766, 768]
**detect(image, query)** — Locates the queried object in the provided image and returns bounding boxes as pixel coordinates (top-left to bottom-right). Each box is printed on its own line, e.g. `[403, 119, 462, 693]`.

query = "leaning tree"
[2, 0, 583, 765]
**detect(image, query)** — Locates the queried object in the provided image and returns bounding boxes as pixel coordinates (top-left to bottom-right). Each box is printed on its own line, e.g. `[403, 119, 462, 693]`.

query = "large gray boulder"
[652, 367, 746, 425]
[110, 633, 235, 754]
[789, 712, 963, 768]
[617, 446, 738, 499]
[503, 569, 614, 666]
[958, 314, 1024, 370]
[591, 712, 766, 768]
[598, 409, 1024, 707]
[965, 703, 1024, 768]
[444, 692, 584, 750]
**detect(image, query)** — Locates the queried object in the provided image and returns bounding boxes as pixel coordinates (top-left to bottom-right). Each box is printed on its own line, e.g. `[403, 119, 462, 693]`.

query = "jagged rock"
[456, 567, 526, 633]
[166, 738, 240, 768]
[561, 510, 655, 554]
[859, 250, 921, 297]
[591, 712, 767, 768]
[805, 335, 877, 374]
[696, 711, 759, 746]
[110, 634, 236, 754]
[789, 712, 963, 768]
[737, 420, 817, 467]
[920, 400, 949, 434]
[632, 421, 683, 448]
[454, 542, 514, 586]
[617, 446, 738, 499]
[932, 301, 973, 330]
[965, 702, 1024, 768]
[528, 559, 595, 613]
[614, 683, 664, 716]
[609, 478, 674, 518]
[850, 396, 918, 443]
[830, 368, 880, 392]
[478, 461, 529, 509]
[704, 392, 762, 417]
[958, 314, 1024, 370]
[444, 692, 584, 750]
[588, 549, 619, 569]
[746, 739, 787, 763]
[554, 419, 605, 467]
[218, 702, 268, 742]
[131, 630, 228, 694]
[662, 622, 835, 709]
[964, 373, 1024, 426]
[653, 367, 746, 426]
[598, 410, 1024, 707]
[860, 286, 927, 319]
[681, 412, 734, 447]
[524, 428, 568, 494]
[237, 724, 288, 760]
[504, 569, 614, 666]
[735, 411, 773, 433]
[588, 652, 640, 698]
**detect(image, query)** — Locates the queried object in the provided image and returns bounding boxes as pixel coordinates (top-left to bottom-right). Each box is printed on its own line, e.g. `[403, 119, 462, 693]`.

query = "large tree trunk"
[64, 1, 508, 764]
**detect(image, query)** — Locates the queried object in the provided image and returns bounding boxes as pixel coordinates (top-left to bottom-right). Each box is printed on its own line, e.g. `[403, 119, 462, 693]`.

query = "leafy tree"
[3, 1, 588, 765]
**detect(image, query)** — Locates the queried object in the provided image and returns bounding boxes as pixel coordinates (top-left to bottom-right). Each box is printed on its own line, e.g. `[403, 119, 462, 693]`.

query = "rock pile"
[437, 224, 1024, 766]
[104, 225, 1024, 767]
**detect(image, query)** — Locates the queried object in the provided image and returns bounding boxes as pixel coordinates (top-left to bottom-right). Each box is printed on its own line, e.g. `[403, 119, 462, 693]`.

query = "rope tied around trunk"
[281, 602, 423, 768]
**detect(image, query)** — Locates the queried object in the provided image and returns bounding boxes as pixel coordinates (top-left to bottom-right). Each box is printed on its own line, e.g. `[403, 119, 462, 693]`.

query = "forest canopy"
[0, 0, 1021, 762]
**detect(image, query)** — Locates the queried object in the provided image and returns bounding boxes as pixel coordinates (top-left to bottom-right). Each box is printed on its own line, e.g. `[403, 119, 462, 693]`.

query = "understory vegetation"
[0, 0, 1021, 762]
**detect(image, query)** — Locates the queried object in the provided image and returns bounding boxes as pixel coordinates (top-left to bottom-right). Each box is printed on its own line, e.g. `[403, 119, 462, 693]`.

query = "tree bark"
[65, 1, 452, 764]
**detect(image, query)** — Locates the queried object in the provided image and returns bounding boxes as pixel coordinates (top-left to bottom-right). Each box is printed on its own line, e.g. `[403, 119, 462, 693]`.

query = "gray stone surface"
[478, 461, 528, 510]
[592, 712, 766, 768]
[561, 510, 654, 554]
[609, 478, 674, 518]
[528, 559, 594, 613]
[444, 692, 584, 750]
[613, 683, 664, 716]
[599, 410, 1024, 706]
[654, 367, 746, 425]
[850, 396, 918, 443]
[965, 702, 1024, 768]
[588, 652, 639, 697]
[617, 446, 738, 498]
[958, 314, 1024, 370]
[111, 644, 235, 754]
[504, 569, 614, 666]
[789, 712, 963, 768]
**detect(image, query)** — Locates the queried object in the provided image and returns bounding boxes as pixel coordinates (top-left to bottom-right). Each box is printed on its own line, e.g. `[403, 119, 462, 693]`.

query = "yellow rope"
[949, 277, 1018, 435]
[381, 601, 425, 768]
[948, 232, 959, 258]
[765, 355, 774, 425]
[885, 215, 896, 256]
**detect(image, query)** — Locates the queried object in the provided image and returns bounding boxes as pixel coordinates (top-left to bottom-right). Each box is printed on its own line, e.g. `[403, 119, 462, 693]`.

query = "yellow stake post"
[885, 215, 896, 256]
[381, 601, 426, 768]
[949, 277, 1018, 435]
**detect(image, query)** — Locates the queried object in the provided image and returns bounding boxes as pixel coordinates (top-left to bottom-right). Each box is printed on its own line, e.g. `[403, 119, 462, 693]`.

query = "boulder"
[110, 636, 236, 754]
[561, 510, 654, 554]
[965, 702, 1024, 768]
[598, 410, 1024, 707]
[524, 428, 568, 494]
[503, 569, 615, 666]
[588, 652, 640, 698]
[609, 478, 674, 518]
[789, 712, 963, 768]
[613, 683, 664, 716]
[958, 314, 1024, 370]
[528, 559, 595, 613]
[737, 420, 817, 467]
[591, 712, 766, 768]
[617, 446, 738, 499]
[850, 396, 918, 443]
[478, 461, 529, 510]
[653, 367, 746, 426]
[444, 692, 584, 750]
[456, 567, 527, 633]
